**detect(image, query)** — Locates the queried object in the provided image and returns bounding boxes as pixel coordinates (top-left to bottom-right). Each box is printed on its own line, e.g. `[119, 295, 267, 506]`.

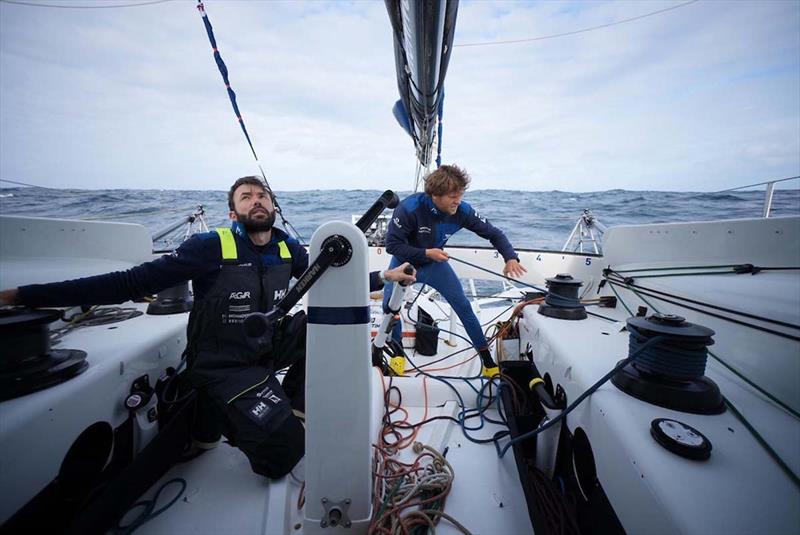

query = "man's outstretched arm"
[460, 203, 526, 278]
[0, 234, 218, 308]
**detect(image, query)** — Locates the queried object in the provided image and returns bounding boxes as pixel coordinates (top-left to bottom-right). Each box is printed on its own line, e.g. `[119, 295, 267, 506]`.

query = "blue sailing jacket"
[385, 192, 518, 266]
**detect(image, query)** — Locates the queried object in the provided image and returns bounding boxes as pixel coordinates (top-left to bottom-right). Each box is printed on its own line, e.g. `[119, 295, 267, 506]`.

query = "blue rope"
[117, 478, 187, 534]
[196, 1, 259, 163]
[405, 352, 509, 444]
[628, 324, 710, 379]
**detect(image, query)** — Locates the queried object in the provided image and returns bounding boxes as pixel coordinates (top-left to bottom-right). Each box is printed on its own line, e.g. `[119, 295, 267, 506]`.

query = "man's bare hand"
[0, 288, 19, 306]
[503, 259, 527, 279]
[425, 248, 449, 262]
[384, 262, 417, 284]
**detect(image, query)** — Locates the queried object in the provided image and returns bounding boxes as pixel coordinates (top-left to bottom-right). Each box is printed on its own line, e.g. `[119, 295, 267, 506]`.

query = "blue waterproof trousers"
[382, 256, 488, 351]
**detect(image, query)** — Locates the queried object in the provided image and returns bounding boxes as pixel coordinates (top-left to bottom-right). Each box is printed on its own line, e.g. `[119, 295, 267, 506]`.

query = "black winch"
[611, 313, 724, 414]
[537, 273, 587, 320]
[0, 309, 88, 401]
[147, 281, 193, 315]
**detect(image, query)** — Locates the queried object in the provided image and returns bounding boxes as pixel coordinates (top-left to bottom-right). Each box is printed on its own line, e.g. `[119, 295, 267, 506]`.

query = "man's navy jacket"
[385, 193, 518, 266]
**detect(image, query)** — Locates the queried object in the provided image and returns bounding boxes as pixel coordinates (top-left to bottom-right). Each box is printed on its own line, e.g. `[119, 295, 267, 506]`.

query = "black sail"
[385, 0, 459, 168]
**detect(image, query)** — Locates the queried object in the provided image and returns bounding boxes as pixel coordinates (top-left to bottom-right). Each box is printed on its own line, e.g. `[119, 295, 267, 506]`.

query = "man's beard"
[237, 208, 276, 232]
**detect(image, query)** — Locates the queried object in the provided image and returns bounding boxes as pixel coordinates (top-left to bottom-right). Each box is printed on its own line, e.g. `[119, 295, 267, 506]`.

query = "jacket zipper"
[226, 373, 271, 404]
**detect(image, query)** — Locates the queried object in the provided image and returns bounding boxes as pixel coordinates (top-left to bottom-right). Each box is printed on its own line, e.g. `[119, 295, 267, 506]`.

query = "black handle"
[245, 191, 398, 338]
[398, 264, 415, 287]
[354, 190, 398, 233]
[243, 237, 346, 338]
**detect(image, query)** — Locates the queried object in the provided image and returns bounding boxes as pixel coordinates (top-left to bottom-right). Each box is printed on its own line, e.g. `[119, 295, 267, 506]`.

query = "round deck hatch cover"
[650, 418, 712, 460]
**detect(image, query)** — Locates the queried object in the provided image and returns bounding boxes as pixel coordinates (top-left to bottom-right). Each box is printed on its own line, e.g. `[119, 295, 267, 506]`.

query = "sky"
[0, 0, 798, 192]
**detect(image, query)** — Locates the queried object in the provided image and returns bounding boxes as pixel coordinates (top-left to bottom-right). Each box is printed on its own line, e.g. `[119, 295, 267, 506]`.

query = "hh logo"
[419, 226, 431, 234]
[393, 217, 402, 228]
[250, 401, 269, 419]
[273, 288, 287, 301]
[229, 291, 251, 300]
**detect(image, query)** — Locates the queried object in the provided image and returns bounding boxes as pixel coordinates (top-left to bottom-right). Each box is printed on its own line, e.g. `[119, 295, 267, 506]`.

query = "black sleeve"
[17, 234, 219, 308]
[369, 271, 383, 292]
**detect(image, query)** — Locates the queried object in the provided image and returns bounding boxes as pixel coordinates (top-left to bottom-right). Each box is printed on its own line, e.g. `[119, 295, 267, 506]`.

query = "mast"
[385, 0, 459, 173]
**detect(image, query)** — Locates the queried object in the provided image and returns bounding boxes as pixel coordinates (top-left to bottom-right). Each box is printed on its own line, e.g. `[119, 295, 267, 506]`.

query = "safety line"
[455, 0, 700, 48]
[605, 273, 800, 331]
[0, 0, 175, 8]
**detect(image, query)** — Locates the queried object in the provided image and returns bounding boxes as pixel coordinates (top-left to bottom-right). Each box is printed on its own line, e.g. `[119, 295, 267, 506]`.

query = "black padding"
[414, 307, 439, 356]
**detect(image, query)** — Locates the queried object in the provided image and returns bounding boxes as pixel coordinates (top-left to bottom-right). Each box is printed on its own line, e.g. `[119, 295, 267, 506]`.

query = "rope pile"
[370, 442, 470, 535]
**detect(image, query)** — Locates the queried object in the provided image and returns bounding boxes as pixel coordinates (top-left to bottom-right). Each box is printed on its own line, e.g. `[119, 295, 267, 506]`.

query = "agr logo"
[229, 291, 251, 299]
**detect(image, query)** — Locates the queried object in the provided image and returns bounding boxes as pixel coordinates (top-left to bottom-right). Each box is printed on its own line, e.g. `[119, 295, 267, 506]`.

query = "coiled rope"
[628, 323, 711, 380]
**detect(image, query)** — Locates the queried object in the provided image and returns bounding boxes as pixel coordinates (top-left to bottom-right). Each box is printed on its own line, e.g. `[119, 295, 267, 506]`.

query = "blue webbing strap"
[196, 1, 259, 163]
[195, 1, 305, 243]
[435, 89, 444, 168]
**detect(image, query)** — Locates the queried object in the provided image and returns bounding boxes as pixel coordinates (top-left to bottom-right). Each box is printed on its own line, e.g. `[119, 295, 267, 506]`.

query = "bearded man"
[0, 176, 415, 478]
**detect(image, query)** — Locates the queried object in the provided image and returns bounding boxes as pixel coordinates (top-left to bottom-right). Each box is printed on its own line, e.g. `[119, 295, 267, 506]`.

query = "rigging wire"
[195, 0, 304, 243]
[448, 255, 545, 292]
[0, 177, 53, 188]
[454, 0, 700, 48]
[604, 279, 800, 341]
[0, 0, 176, 8]
[604, 269, 800, 331]
[612, 263, 800, 274]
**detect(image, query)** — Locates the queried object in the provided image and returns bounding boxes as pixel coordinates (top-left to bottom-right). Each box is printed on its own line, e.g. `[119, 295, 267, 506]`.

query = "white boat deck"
[135, 297, 534, 535]
[2, 214, 798, 534]
[520, 305, 800, 534]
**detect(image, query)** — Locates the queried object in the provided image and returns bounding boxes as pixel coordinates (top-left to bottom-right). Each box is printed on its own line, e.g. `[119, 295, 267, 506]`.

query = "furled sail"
[385, 0, 459, 169]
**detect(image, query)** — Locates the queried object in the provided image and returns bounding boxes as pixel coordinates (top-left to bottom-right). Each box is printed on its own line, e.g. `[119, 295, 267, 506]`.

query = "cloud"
[0, 0, 797, 192]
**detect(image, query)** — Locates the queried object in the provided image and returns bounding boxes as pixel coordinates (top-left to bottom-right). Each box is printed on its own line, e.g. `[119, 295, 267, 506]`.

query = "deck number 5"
[585, 258, 592, 266]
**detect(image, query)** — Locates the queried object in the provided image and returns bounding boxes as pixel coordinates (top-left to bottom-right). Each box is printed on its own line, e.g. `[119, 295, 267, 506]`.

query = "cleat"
[482, 365, 500, 378]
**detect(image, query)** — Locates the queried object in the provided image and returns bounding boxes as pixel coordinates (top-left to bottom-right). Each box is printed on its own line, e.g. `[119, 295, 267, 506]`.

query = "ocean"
[1, 187, 798, 251]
